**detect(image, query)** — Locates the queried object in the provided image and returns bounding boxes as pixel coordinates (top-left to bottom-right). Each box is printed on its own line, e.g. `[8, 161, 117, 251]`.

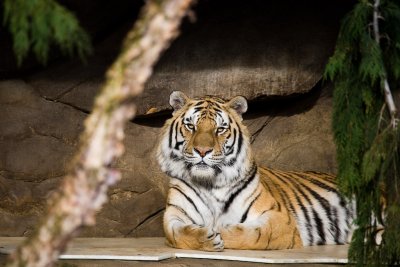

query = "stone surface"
[23, 1, 347, 116]
[0, 253, 345, 267]
[246, 85, 337, 174]
[0, 79, 336, 237]
[0, 80, 166, 237]
[0, 237, 349, 263]
[138, 1, 340, 115]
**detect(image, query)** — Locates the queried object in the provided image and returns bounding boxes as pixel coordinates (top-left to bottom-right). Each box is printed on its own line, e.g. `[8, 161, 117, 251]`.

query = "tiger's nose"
[194, 146, 213, 157]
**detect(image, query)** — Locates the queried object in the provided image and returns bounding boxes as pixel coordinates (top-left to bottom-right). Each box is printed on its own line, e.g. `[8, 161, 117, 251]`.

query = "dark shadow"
[154, 0, 356, 72]
[245, 80, 330, 120]
[133, 112, 172, 128]
[133, 81, 333, 128]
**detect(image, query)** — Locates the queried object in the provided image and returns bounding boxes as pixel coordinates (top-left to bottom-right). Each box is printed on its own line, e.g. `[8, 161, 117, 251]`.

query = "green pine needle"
[2, 0, 92, 65]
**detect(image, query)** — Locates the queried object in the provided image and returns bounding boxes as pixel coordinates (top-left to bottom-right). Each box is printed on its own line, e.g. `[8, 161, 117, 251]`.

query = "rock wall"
[0, 0, 351, 237]
[0, 80, 336, 237]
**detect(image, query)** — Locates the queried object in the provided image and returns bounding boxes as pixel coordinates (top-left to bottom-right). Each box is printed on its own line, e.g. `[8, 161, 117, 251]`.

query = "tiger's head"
[157, 91, 255, 188]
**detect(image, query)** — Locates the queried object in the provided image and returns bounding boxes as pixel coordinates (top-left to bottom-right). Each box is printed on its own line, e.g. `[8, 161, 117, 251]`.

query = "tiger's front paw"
[201, 229, 224, 252]
[175, 225, 224, 251]
[219, 224, 256, 249]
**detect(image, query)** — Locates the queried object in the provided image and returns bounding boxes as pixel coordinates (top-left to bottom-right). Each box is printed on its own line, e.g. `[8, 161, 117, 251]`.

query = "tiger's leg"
[219, 210, 303, 250]
[163, 207, 224, 251]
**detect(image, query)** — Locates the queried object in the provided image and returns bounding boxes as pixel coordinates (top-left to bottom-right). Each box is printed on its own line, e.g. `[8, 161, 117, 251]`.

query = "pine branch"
[2, 0, 92, 65]
[373, 0, 399, 129]
[5, 0, 193, 266]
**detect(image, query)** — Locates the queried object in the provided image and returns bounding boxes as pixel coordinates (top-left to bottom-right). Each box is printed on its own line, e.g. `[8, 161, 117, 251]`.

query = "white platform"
[0, 237, 349, 264]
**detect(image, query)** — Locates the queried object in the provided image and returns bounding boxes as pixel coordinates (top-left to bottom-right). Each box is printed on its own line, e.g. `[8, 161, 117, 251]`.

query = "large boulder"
[25, 0, 343, 116]
[138, 3, 338, 115]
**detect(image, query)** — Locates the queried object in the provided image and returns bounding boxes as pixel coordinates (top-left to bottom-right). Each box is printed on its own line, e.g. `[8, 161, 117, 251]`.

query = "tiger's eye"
[185, 123, 195, 131]
[216, 127, 226, 134]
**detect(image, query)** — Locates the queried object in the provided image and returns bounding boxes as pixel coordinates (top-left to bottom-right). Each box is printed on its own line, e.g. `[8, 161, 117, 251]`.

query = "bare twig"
[373, 0, 398, 129]
[373, 0, 381, 43]
[5, 0, 193, 266]
[377, 102, 387, 131]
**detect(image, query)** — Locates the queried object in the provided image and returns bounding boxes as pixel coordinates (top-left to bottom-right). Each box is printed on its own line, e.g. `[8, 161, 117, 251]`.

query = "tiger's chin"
[189, 163, 217, 188]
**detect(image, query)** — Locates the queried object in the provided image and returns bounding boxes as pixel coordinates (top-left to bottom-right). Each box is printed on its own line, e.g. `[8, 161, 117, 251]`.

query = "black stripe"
[172, 178, 213, 216]
[280, 170, 342, 244]
[256, 228, 262, 243]
[169, 152, 180, 161]
[214, 107, 223, 113]
[276, 201, 281, 211]
[299, 174, 352, 222]
[263, 172, 296, 225]
[305, 171, 336, 182]
[224, 126, 243, 165]
[223, 167, 257, 213]
[236, 126, 243, 155]
[227, 128, 237, 150]
[293, 175, 337, 244]
[341, 197, 353, 228]
[275, 171, 333, 243]
[211, 164, 222, 175]
[174, 141, 184, 150]
[175, 178, 202, 199]
[312, 209, 326, 245]
[266, 171, 301, 213]
[213, 98, 225, 104]
[167, 203, 196, 224]
[171, 186, 202, 219]
[174, 120, 179, 144]
[224, 128, 236, 156]
[194, 101, 205, 106]
[224, 128, 243, 166]
[270, 171, 314, 245]
[332, 208, 342, 244]
[168, 120, 176, 148]
[297, 173, 338, 193]
[300, 183, 333, 243]
[215, 111, 223, 120]
[240, 192, 261, 223]
[230, 164, 256, 192]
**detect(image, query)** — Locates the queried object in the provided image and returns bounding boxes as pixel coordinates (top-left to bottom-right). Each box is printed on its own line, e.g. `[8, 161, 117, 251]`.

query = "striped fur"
[157, 91, 356, 251]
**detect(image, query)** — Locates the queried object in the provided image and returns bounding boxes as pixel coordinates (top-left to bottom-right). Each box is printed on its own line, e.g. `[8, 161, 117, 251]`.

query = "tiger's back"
[260, 168, 355, 246]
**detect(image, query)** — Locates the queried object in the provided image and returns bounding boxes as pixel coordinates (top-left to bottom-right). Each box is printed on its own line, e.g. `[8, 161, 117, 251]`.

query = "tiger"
[157, 91, 356, 251]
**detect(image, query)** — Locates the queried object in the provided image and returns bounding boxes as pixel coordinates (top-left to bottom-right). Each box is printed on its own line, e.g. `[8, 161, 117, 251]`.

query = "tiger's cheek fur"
[157, 115, 189, 180]
[216, 131, 230, 156]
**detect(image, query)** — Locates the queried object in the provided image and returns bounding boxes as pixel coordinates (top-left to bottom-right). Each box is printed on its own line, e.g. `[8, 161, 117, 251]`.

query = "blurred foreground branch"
[5, 0, 193, 266]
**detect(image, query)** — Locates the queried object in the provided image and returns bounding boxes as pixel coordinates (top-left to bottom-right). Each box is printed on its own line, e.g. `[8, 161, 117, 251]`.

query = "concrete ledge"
[0, 237, 348, 264]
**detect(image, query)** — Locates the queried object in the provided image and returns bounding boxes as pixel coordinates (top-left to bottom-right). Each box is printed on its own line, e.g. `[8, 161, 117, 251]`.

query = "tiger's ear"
[227, 96, 248, 117]
[169, 91, 189, 111]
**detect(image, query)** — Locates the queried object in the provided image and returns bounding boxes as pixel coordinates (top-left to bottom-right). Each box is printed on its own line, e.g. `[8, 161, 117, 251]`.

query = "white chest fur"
[168, 174, 260, 229]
